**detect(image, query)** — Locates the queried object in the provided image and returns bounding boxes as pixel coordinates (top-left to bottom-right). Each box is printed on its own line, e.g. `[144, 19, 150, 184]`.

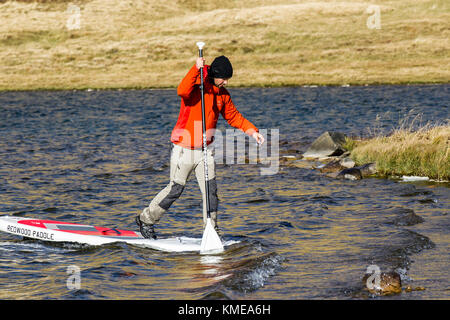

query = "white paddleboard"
[0, 215, 229, 253]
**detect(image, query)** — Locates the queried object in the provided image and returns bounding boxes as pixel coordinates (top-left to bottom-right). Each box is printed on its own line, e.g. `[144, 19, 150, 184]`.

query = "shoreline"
[1, 81, 448, 93]
[289, 124, 449, 183]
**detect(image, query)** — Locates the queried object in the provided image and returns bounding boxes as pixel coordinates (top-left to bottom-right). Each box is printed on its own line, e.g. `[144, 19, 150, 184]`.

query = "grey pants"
[140, 143, 218, 228]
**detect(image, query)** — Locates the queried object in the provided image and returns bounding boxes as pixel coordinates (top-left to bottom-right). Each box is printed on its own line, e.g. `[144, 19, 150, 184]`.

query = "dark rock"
[331, 163, 377, 180]
[385, 208, 425, 226]
[336, 168, 363, 180]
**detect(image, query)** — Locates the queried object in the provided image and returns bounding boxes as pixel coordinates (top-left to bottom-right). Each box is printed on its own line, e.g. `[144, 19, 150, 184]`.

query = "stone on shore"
[303, 131, 347, 159]
[323, 162, 377, 180]
[336, 167, 363, 180]
[358, 163, 377, 176]
[318, 159, 346, 173]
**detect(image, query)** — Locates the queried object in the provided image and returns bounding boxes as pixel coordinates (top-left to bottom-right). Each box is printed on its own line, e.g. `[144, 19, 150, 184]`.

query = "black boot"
[214, 225, 221, 238]
[135, 216, 157, 240]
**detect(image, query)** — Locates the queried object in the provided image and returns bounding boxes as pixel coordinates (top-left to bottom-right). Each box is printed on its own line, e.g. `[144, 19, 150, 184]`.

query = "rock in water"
[385, 208, 425, 226]
[333, 163, 377, 180]
[363, 271, 402, 296]
[336, 168, 363, 180]
[303, 131, 347, 159]
[319, 159, 346, 173]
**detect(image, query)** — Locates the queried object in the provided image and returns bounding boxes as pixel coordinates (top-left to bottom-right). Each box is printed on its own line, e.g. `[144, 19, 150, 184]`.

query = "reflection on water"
[0, 85, 448, 299]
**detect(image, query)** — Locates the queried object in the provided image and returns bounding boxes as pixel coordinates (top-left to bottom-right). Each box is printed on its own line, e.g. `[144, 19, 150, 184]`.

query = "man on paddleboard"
[136, 55, 265, 239]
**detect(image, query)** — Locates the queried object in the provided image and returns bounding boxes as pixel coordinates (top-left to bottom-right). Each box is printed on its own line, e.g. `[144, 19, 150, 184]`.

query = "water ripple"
[0, 86, 448, 299]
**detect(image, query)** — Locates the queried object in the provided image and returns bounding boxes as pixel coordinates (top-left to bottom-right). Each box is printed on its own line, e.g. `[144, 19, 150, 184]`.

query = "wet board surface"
[0, 216, 224, 253]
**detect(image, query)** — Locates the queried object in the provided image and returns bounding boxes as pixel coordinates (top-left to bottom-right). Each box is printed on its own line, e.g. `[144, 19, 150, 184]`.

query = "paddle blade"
[200, 218, 224, 254]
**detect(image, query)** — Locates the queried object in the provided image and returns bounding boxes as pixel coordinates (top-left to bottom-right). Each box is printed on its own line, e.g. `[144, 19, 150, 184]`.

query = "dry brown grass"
[349, 123, 450, 180]
[0, 0, 449, 90]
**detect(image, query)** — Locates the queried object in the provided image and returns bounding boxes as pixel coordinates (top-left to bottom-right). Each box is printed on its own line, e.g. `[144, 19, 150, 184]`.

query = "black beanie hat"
[210, 56, 233, 79]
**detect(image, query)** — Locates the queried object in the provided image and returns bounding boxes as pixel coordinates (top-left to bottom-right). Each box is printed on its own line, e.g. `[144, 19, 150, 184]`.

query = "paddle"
[197, 41, 224, 254]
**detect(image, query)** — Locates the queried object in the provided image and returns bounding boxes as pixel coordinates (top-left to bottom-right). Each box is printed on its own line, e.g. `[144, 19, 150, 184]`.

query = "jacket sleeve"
[221, 90, 258, 136]
[177, 64, 200, 100]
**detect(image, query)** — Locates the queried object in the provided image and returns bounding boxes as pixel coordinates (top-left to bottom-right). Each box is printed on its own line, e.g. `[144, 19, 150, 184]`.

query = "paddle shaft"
[198, 45, 211, 220]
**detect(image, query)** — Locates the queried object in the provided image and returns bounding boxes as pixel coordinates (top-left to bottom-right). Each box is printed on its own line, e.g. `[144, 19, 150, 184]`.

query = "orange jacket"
[170, 64, 258, 149]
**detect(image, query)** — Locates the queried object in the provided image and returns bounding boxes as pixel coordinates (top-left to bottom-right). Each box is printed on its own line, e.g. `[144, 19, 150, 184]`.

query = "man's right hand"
[252, 132, 265, 145]
[196, 57, 205, 70]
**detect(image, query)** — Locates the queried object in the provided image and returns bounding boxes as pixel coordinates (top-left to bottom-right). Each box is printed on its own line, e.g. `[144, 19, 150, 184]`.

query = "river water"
[0, 84, 448, 300]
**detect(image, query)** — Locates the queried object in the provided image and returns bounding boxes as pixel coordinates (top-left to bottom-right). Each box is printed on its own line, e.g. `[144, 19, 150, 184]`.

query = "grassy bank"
[346, 124, 450, 181]
[0, 0, 449, 90]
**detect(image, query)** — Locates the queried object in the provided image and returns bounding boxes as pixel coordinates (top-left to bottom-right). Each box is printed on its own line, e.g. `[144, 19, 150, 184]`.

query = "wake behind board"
[0, 216, 226, 253]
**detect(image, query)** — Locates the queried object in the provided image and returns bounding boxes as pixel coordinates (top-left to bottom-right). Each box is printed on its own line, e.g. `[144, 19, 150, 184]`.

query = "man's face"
[213, 78, 229, 88]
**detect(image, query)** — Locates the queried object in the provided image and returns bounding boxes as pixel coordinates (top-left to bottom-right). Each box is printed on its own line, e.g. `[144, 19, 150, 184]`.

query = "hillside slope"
[0, 0, 449, 90]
